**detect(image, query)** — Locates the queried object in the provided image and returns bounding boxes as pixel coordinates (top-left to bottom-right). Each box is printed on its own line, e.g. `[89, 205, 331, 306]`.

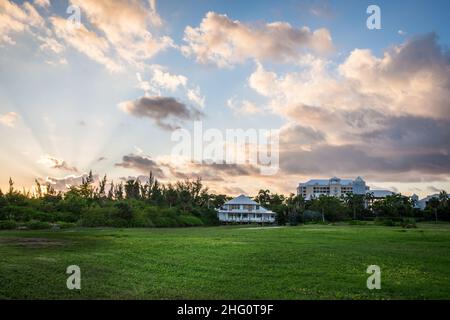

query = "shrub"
[177, 215, 204, 227]
[54, 221, 76, 229]
[80, 206, 116, 227]
[288, 212, 302, 226]
[303, 210, 323, 222]
[0, 220, 17, 230]
[348, 220, 368, 225]
[114, 202, 134, 221]
[26, 220, 52, 230]
[152, 216, 179, 228]
[401, 218, 417, 229]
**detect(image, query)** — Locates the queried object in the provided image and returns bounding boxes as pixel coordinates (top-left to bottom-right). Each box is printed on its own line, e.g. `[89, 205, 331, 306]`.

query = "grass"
[1, 223, 450, 299]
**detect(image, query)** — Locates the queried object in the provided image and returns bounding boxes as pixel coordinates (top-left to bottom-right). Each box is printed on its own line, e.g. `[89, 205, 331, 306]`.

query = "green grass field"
[1, 223, 450, 299]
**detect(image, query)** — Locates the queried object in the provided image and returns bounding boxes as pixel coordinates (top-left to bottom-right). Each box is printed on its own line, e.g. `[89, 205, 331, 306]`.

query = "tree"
[344, 193, 366, 220]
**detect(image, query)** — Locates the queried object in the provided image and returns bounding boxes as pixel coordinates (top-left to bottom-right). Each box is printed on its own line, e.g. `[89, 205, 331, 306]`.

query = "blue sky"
[0, 0, 449, 197]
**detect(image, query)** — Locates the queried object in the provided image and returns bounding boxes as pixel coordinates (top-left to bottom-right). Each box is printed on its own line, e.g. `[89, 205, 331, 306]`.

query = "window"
[230, 204, 240, 210]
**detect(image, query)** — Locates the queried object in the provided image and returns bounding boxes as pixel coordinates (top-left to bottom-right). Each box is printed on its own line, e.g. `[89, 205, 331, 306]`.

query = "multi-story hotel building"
[297, 176, 370, 200]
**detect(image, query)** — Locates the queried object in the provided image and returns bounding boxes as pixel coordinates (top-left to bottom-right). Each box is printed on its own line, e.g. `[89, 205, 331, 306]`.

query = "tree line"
[253, 189, 450, 226]
[0, 171, 228, 230]
[0, 172, 449, 230]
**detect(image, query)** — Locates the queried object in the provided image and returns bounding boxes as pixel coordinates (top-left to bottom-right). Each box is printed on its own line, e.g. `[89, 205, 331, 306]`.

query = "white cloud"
[249, 34, 450, 123]
[0, 111, 20, 127]
[182, 12, 334, 67]
[38, 155, 79, 172]
[50, 16, 122, 73]
[187, 86, 205, 108]
[227, 97, 261, 115]
[33, 0, 50, 8]
[69, 0, 172, 69]
[0, 0, 45, 45]
[38, 36, 64, 54]
[151, 66, 187, 92]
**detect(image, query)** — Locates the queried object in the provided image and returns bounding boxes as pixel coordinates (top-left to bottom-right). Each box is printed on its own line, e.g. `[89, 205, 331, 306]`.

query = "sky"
[0, 0, 449, 198]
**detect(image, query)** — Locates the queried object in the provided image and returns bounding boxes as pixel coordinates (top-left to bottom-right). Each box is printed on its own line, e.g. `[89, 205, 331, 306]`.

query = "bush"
[54, 221, 77, 229]
[401, 218, 417, 229]
[152, 216, 179, 228]
[26, 220, 52, 230]
[114, 202, 134, 221]
[0, 220, 17, 230]
[177, 215, 204, 227]
[375, 218, 396, 226]
[288, 212, 302, 226]
[348, 220, 368, 225]
[80, 206, 116, 227]
[303, 210, 323, 222]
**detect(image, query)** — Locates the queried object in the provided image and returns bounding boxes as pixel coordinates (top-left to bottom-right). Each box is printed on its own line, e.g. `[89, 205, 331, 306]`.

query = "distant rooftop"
[224, 194, 259, 205]
[299, 178, 355, 186]
[370, 190, 395, 198]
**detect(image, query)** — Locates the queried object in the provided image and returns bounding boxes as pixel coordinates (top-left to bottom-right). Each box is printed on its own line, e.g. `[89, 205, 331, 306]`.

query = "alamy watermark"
[171, 121, 279, 175]
[66, 265, 81, 290]
[366, 5, 381, 30]
[66, 5, 81, 30]
[366, 265, 381, 290]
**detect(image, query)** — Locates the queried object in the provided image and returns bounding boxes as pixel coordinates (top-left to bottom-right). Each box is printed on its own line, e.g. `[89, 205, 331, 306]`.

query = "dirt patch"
[0, 237, 65, 247]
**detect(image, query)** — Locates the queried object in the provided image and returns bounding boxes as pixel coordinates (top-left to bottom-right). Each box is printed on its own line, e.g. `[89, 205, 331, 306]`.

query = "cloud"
[244, 34, 450, 183]
[182, 12, 334, 67]
[151, 67, 187, 92]
[250, 34, 450, 121]
[39, 173, 99, 191]
[119, 96, 203, 130]
[38, 155, 79, 173]
[309, 0, 334, 18]
[33, 0, 50, 8]
[160, 157, 261, 182]
[137, 67, 206, 108]
[50, 16, 122, 72]
[68, 0, 172, 69]
[427, 186, 442, 193]
[0, 0, 45, 44]
[279, 122, 326, 149]
[115, 153, 165, 178]
[0, 111, 20, 127]
[38, 35, 64, 54]
[187, 86, 205, 108]
[227, 98, 262, 115]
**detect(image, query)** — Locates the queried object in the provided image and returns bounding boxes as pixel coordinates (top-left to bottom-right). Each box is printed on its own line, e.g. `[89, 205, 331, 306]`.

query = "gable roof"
[370, 190, 394, 198]
[224, 194, 259, 205]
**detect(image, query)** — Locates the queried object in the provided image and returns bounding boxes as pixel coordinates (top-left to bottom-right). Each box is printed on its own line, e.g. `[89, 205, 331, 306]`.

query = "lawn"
[1, 223, 450, 299]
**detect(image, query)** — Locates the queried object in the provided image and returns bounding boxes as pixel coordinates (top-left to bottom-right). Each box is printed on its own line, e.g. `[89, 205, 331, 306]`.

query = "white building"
[217, 194, 276, 223]
[297, 176, 369, 200]
[414, 194, 440, 210]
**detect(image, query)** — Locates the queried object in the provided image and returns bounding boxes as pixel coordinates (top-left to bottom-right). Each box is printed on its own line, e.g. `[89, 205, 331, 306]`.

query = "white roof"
[224, 194, 259, 205]
[370, 190, 394, 198]
[299, 178, 354, 186]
